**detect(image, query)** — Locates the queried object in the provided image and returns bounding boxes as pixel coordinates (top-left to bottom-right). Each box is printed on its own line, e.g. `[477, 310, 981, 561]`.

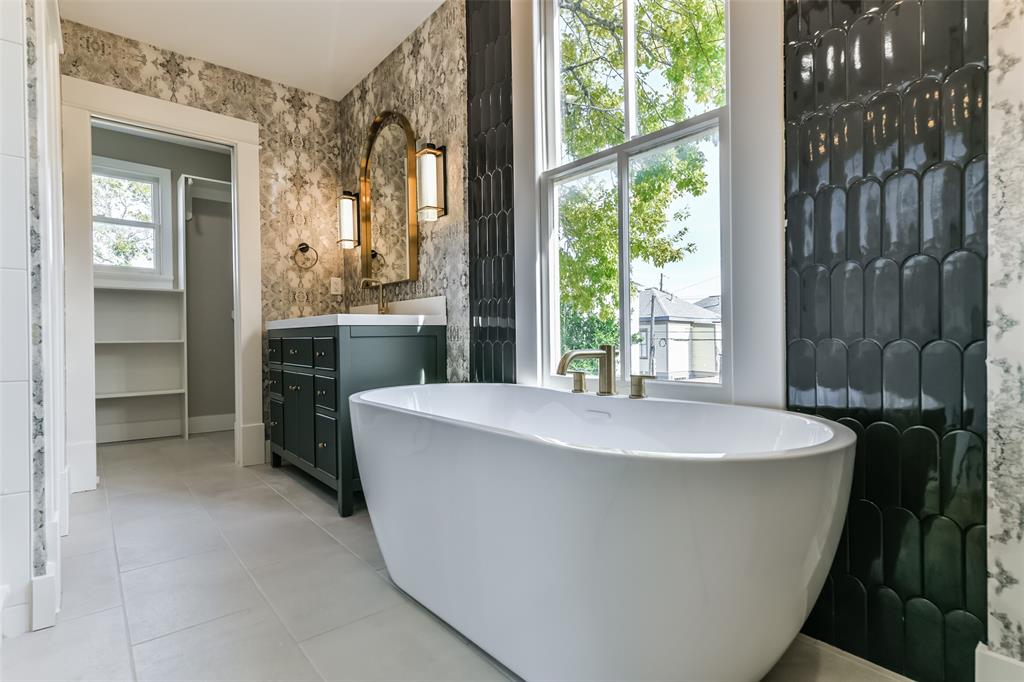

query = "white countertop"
[266, 295, 446, 330]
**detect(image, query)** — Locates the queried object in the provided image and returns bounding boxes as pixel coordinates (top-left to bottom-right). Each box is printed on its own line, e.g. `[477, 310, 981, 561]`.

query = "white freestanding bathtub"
[350, 384, 855, 682]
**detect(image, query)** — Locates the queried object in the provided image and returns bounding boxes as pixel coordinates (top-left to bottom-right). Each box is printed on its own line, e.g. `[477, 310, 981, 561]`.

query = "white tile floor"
[1, 433, 907, 681]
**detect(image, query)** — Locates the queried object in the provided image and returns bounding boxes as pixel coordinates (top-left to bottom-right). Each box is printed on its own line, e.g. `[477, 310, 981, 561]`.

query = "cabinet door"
[283, 371, 314, 465]
[314, 413, 338, 478]
[269, 399, 284, 448]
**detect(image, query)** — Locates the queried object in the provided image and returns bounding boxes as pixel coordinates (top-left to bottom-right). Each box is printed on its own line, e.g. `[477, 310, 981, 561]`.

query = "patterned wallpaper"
[60, 21, 344, 325]
[24, 0, 47, 576]
[338, 0, 470, 381]
[784, 0, 988, 680]
[987, 0, 1024, 665]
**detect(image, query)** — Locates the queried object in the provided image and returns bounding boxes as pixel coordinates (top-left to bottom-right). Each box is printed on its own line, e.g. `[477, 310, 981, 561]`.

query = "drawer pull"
[288, 385, 302, 391]
[315, 351, 325, 358]
[270, 421, 278, 426]
[316, 389, 326, 396]
[317, 442, 328, 449]
[289, 348, 298, 355]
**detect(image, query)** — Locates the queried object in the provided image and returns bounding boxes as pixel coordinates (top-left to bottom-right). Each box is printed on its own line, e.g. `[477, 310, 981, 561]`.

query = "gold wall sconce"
[338, 191, 360, 249]
[415, 144, 447, 223]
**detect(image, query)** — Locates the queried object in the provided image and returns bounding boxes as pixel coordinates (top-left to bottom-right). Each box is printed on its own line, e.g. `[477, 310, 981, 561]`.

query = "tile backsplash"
[466, 0, 515, 383]
[784, 1, 988, 680]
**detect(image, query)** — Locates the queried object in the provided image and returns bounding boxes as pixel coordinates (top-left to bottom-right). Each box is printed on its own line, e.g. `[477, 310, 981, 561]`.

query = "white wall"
[0, 0, 34, 636]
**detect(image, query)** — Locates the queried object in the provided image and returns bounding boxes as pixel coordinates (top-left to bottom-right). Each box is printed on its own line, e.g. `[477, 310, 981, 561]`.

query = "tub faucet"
[556, 344, 616, 396]
[359, 277, 388, 314]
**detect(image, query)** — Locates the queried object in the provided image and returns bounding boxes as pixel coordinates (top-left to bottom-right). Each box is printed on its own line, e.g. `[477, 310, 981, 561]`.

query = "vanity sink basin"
[265, 295, 446, 329]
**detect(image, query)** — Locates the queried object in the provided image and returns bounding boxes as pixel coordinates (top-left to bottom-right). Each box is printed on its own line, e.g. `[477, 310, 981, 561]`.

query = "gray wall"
[91, 127, 235, 422]
[186, 198, 234, 418]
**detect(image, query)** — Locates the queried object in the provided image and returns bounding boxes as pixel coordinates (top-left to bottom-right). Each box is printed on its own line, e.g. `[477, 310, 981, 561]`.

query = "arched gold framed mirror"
[358, 111, 419, 284]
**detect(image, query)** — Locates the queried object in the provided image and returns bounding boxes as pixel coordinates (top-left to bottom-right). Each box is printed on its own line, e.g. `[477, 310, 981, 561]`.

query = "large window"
[543, 0, 728, 389]
[91, 157, 173, 285]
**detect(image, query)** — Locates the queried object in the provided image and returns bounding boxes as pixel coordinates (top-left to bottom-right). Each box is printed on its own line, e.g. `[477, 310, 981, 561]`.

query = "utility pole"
[649, 284, 657, 376]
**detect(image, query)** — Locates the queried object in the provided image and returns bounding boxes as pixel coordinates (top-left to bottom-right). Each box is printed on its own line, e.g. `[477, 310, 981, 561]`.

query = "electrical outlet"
[330, 277, 343, 295]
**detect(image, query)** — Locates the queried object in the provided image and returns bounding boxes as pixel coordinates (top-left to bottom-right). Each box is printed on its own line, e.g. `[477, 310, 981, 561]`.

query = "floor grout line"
[127, 606, 255, 648]
[177, 459, 328, 682]
[101, 477, 139, 682]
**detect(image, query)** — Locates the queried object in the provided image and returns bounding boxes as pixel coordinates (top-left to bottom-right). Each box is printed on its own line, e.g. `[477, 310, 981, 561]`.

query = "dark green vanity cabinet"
[267, 324, 447, 516]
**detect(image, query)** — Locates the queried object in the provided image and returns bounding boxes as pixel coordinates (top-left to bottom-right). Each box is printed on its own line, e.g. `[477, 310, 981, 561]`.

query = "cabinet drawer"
[314, 337, 336, 370]
[315, 413, 338, 478]
[314, 375, 336, 411]
[268, 368, 283, 396]
[282, 338, 313, 366]
[269, 399, 284, 448]
[268, 338, 282, 364]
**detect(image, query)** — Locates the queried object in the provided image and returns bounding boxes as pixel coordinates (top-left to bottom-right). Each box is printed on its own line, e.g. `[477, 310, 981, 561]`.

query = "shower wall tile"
[466, 0, 515, 383]
[785, 1, 989, 677]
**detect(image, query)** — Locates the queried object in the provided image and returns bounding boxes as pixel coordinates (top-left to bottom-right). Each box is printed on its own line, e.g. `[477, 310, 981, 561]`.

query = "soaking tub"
[349, 384, 855, 682]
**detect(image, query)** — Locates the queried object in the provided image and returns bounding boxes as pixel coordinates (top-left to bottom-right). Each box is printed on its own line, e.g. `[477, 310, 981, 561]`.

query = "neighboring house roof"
[695, 295, 721, 315]
[637, 288, 720, 322]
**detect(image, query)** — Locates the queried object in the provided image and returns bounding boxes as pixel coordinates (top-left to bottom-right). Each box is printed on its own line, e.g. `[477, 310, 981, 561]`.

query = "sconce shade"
[338, 191, 359, 248]
[416, 144, 446, 223]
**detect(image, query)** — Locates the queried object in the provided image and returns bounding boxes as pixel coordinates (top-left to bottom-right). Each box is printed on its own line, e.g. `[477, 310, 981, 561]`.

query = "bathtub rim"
[349, 383, 856, 463]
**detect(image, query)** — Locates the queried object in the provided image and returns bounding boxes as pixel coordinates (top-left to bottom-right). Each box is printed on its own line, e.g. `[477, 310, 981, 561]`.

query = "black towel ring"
[293, 242, 319, 269]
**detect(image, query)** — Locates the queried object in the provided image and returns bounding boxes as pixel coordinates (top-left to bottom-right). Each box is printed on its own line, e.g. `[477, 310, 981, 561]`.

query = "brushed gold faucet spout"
[556, 344, 616, 396]
[359, 277, 388, 314]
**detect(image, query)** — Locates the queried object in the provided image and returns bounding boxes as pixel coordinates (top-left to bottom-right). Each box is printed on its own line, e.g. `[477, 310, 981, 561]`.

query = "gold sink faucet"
[359, 277, 388, 314]
[556, 344, 617, 396]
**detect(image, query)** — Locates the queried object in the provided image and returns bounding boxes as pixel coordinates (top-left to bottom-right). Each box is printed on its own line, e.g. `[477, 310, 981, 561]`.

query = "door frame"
[60, 76, 265, 487]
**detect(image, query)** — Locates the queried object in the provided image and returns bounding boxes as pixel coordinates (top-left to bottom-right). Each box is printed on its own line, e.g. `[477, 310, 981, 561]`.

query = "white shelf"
[95, 339, 184, 345]
[96, 388, 185, 400]
[94, 285, 184, 294]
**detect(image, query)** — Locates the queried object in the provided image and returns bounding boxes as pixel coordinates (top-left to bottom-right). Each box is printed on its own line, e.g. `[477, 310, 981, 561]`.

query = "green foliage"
[91, 174, 157, 267]
[556, 0, 725, 356]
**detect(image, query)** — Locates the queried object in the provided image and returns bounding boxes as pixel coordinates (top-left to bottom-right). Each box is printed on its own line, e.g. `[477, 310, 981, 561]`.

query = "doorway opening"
[89, 121, 236, 446]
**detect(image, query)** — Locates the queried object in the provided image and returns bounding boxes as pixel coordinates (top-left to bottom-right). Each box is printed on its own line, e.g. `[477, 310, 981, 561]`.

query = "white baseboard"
[188, 413, 234, 434]
[978, 643, 1024, 682]
[67, 438, 97, 493]
[238, 421, 265, 466]
[30, 563, 57, 631]
[96, 418, 182, 444]
[3, 602, 30, 638]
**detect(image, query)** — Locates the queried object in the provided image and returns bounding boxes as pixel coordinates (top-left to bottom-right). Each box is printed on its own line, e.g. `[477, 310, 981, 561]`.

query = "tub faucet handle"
[629, 374, 655, 399]
[569, 371, 587, 394]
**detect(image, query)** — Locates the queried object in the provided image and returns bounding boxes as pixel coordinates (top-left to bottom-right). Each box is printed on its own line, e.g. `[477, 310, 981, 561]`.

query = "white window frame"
[538, 0, 732, 401]
[512, 0, 785, 407]
[91, 156, 174, 287]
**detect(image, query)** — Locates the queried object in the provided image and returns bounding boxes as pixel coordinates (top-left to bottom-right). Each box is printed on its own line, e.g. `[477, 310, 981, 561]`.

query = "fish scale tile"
[467, 0, 515, 383]
[785, 1, 988, 679]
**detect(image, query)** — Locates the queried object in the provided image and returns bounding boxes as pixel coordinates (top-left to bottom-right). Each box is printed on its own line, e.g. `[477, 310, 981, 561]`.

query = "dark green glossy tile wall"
[466, 0, 516, 383]
[784, 1, 988, 680]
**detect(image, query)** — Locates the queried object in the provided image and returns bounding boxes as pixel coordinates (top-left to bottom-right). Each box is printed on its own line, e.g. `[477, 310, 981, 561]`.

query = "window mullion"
[91, 216, 158, 230]
[622, 0, 637, 140]
[616, 149, 631, 383]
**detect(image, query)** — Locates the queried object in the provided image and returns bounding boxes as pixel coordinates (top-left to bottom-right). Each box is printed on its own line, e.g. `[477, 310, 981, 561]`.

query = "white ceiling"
[58, 0, 446, 100]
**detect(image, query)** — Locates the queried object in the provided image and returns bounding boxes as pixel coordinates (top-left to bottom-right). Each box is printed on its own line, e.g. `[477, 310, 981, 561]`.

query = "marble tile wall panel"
[986, 0, 1024, 666]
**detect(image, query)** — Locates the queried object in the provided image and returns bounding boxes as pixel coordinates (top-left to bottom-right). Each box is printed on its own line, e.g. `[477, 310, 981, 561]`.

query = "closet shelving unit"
[93, 161, 193, 445]
[93, 282, 190, 443]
